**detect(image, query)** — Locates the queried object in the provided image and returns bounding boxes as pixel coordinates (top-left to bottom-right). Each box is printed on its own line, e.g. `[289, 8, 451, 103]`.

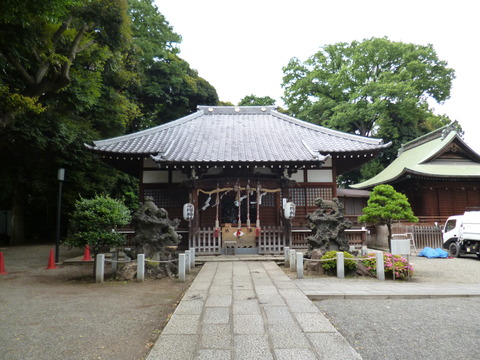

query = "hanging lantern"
[183, 203, 195, 221]
[284, 202, 296, 220]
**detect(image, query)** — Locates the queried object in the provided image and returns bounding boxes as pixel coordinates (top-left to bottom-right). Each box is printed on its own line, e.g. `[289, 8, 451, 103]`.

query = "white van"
[442, 211, 480, 258]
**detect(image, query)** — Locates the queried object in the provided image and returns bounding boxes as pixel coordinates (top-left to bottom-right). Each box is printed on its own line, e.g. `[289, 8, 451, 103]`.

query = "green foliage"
[238, 94, 276, 106]
[65, 195, 131, 254]
[362, 252, 413, 280]
[321, 251, 357, 272]
[282, 37, 455, 180]
[358, 184, 418, 226]
[0, 0, 218, 244]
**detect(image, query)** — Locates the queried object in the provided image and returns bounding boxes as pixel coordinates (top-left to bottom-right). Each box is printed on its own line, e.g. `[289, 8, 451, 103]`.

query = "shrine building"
[352, 124, 480, 224]
[87, 106, 390, 254]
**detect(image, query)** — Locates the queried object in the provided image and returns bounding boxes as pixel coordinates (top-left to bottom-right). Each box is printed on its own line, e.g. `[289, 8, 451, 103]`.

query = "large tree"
[0, 0, 218, 245]
[282, 37, 455, 179]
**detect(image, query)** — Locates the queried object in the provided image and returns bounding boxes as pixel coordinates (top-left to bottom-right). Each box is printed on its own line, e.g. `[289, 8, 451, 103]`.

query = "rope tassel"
[214, 185, 220, 238]
[255, 183, 261, 238]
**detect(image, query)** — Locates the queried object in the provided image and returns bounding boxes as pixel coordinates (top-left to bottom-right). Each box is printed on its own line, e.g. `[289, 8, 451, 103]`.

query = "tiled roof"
[87, 106, 390, 163]
[352, 127, 480, 189]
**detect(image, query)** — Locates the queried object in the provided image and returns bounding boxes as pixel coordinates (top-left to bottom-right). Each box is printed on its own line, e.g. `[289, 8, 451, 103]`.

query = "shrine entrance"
[194, 180, 285, 255]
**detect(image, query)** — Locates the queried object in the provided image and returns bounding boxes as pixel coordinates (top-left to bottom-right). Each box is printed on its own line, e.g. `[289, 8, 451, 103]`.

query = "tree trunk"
[10, 182, 26, 245]
[387, 222, 392, 253]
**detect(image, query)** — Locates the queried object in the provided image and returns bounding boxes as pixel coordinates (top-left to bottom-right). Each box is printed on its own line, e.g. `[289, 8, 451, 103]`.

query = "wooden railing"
[192, 227, 222, 255]
[290, 228, 368, 250]
[258, 226, 285, 255]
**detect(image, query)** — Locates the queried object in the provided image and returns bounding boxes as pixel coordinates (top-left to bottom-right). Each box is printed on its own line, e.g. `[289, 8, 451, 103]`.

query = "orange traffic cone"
[0, 252, 8, 275]
[82, 245, 92, 261]
[45, 248, 58, 270]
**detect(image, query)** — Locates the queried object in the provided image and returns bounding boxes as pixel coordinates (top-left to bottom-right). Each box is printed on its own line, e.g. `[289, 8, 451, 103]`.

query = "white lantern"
[183, 203, 195, 221]
[284, 202, 296, 220]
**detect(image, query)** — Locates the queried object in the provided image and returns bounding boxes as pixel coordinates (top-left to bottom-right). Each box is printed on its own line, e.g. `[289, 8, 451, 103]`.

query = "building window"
[290, 188, 306, 206]
[290, 187, 333, 206]
[144, 188, 188, 208]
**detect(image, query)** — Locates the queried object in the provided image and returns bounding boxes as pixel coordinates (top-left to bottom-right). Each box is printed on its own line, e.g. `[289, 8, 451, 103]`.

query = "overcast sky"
[155, 0, 479, 150]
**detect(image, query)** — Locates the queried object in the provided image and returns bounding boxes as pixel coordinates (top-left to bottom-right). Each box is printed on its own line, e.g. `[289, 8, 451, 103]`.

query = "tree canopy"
[238, 94, 276, 106]
[282, 37, 455, 181]
[0, 0, 219, 245]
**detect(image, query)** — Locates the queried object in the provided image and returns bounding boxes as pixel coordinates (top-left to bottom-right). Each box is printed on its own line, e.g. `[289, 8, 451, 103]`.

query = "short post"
[284, 246, 290, 267]
[178, 253, 186, 282]
[289, 249, 296, 271]
[296, 252, 304, 279]
[376, 251, 385, 281]
[185, 250, 191, 274]
[336, 252, 344, 279]
[190, 247, 195, 268]
[361, 245, 368, 256]
[96, 254, 105, 283]
[111, 251, 118, 274]
[137, 254, 145, 282]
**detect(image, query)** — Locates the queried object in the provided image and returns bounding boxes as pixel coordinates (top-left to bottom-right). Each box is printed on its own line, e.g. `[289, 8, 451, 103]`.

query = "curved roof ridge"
[270, 109, 388, 147]
[91, 110, 203, 147]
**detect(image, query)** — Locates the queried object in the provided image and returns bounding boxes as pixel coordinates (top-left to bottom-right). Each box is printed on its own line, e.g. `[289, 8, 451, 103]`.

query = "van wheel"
[449, 242, 461, 258]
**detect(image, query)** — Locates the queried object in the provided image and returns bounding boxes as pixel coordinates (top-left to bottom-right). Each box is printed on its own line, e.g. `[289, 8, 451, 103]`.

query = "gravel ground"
[0, 244, 196, 360]
[315, 254, 480, 360]
[408, 254, 480, 283]
[316, 298, 480, 360]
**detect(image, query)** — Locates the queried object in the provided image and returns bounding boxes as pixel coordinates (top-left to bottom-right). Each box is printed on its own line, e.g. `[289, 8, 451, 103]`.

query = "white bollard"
[190, 247, 195, 268]
[96, 254, 105, 283]
[284, 247, 290, 267]
[289, 249, 296, 272]
[361, 245, 368, 256]
[336, 252, 344, 279]
[137, 254, 145, 282]
[178, 253, 186, 282]
[296, 252, 304, 279]
[376, 251, 385, 281]
[185, 250, 191, 274]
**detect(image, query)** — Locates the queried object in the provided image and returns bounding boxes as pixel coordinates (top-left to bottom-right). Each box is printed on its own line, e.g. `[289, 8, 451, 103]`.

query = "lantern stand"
[55, 168, 65, 264]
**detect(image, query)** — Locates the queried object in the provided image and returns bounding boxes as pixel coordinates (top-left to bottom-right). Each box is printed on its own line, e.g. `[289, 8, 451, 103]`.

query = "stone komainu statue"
[306, 197, 351, 254]
[130, 196, 181, 259]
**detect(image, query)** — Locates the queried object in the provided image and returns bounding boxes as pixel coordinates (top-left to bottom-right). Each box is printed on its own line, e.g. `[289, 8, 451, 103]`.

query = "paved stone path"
[295, 277, 480, 299]
[147, 261, 361, 360]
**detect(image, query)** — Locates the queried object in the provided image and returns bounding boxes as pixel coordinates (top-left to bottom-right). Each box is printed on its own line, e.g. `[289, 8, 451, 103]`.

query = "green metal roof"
[351, 127, 480, 189]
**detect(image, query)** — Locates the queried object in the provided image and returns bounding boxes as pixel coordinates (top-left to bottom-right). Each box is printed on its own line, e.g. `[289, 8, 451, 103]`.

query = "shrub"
[362, 252, 413, 279]
[65, 195, 132, 255]
[321, 251, 357, 273]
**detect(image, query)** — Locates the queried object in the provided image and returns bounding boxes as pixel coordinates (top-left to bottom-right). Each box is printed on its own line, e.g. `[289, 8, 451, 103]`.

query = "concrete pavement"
[147, 261, 361, 360]
[294, 277, 480, 300]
